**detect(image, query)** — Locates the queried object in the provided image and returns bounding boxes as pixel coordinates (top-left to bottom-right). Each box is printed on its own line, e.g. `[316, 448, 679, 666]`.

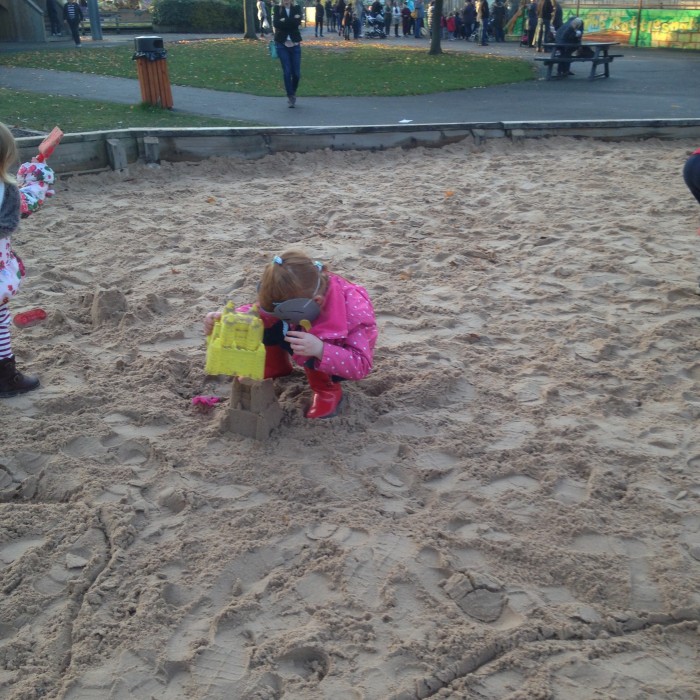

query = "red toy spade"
[13, 308, 47, 328]
[35, 127, 63, 163]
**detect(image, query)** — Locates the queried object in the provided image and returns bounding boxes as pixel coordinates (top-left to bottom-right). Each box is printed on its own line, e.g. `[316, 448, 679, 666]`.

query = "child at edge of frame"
[0, 122, 47, 398]
[683, 146, 700, 208]
[682, 146, 700, 291]
[203, 250, 378, 419]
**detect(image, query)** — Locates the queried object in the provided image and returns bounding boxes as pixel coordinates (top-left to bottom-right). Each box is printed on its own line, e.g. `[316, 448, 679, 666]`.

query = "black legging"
[66, 18, 81, 45]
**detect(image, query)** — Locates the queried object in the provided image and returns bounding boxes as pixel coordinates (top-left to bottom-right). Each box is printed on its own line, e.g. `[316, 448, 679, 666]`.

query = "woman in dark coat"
[273, 0, 304, 107]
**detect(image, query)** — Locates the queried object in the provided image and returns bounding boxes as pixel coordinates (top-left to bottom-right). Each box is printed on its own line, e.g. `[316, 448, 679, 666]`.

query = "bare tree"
[429, 0, 444, 54]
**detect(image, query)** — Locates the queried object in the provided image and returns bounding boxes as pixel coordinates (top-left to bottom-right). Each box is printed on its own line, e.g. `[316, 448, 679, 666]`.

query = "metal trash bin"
[132, 35, 173, 109]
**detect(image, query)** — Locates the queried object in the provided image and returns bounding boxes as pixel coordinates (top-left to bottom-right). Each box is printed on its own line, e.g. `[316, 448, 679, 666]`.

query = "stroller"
[364, 13, 386, 38]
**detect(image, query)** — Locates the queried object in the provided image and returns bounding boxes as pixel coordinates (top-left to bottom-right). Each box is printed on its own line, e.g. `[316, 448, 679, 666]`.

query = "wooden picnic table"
[535, 42, 623, 81]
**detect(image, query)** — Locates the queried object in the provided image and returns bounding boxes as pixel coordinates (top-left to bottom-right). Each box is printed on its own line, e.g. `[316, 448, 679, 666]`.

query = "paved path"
[1, 31, 699, 126]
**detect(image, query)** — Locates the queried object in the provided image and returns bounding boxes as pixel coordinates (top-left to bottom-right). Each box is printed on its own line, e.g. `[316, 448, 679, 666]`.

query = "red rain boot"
[304, 367, 343, 419]
[264, 345, 293, 379]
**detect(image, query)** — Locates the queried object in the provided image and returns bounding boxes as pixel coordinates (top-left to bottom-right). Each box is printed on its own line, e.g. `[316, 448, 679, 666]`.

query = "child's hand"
[285, 330, 324, 359]
[203, 311, 221, 336]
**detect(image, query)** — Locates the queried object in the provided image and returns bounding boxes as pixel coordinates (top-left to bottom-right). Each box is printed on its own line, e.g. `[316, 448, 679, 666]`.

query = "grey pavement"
[1, 30, 700, 126]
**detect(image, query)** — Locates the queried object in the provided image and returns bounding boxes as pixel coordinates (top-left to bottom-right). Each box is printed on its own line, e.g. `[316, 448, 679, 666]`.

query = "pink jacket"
[257, 273, 377, 380]
[307, 273, 377, 379]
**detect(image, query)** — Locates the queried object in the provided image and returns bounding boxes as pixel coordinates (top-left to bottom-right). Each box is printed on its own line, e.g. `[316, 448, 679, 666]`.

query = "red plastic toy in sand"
[13, 308, 47, 328]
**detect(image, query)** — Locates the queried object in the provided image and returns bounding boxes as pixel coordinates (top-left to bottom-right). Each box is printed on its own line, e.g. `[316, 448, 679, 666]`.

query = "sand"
[1, 136, 699, 700]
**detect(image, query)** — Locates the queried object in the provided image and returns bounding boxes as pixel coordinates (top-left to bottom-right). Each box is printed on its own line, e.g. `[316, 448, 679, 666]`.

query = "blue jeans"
[414, 15, 423, 37]
[276, 43, 301, 97]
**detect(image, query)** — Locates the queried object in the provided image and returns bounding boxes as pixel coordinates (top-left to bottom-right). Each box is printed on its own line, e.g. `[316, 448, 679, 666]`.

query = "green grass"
[0, 38, 534, 132]
[0, 38, 534, 96]
[1, 88, 256, 133]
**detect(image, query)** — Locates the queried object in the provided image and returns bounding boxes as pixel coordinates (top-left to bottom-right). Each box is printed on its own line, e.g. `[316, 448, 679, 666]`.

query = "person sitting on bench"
[554, 16, 583, 77]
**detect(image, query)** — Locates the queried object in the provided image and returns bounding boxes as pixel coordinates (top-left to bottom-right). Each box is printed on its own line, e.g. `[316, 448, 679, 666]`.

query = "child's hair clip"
[273, 255, 283, 265]
[313, 260, 323, 270]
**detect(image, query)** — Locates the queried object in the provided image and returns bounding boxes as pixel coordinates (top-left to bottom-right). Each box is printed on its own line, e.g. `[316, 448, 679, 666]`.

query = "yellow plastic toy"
[205, 302, 267, 380]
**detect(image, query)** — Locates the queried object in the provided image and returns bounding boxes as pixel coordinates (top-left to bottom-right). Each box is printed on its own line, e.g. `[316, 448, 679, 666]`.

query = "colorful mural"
[574, 8, 700, 48]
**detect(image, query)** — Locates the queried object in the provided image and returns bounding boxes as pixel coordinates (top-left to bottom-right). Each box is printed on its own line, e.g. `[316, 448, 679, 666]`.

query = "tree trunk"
[429, 0, 443, 54]
[244, 0, 258, 39]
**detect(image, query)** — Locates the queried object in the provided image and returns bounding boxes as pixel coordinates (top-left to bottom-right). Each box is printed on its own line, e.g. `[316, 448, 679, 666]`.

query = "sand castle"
[205, 302, 283, 440]
[220, 377, 283, 440]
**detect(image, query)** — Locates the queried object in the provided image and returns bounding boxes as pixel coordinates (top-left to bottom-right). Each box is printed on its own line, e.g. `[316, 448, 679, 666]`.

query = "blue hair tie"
[313, 260, 323, 270]
[273, 255, 283, 265]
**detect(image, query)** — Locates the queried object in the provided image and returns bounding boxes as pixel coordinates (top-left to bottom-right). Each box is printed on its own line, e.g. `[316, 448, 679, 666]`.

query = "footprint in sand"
[570, 534, 663, 610]
[276, 645, 330, 681]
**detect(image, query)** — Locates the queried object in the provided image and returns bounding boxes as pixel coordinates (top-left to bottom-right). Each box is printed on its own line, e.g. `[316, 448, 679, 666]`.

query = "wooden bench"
[535, 42, 623, 81]
[82, 10, 153, 34]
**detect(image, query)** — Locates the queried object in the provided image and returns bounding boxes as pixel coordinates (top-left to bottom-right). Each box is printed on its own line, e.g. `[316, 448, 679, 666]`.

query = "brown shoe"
[0, 356, 40, 398]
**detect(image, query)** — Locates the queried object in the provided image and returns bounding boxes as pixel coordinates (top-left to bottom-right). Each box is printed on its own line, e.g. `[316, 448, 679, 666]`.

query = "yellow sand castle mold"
[205, 302, 266, 380]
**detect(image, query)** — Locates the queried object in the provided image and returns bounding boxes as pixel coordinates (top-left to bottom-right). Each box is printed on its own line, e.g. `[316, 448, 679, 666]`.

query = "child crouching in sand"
[204, 250, 377, 419]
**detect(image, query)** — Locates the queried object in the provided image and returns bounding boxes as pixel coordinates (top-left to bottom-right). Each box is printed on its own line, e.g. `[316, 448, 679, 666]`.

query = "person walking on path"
[526, 0, 537, 46]
[326, 0, 334, 30]
[462, 0, 476, 39]
[491, 0, 506, 41]
[63, 1, 84, 47]
[273, 0, 303, 107]
[414, 0, 425, 37]
[392, 1, 402, 36]
[46, 0, 63, 36]
[477, 0, 490, 45]
[335, 0, 345, 33]
[401, 2, 412, 35]
[535, 0, 554, 51]
[383, 2, 393, 36]
[257, 0, 270, 36]
[315, 0, 325, 36]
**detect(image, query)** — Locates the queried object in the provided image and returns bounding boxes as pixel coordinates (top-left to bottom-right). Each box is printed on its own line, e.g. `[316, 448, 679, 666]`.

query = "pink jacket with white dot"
[306, 273, 377, 380]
